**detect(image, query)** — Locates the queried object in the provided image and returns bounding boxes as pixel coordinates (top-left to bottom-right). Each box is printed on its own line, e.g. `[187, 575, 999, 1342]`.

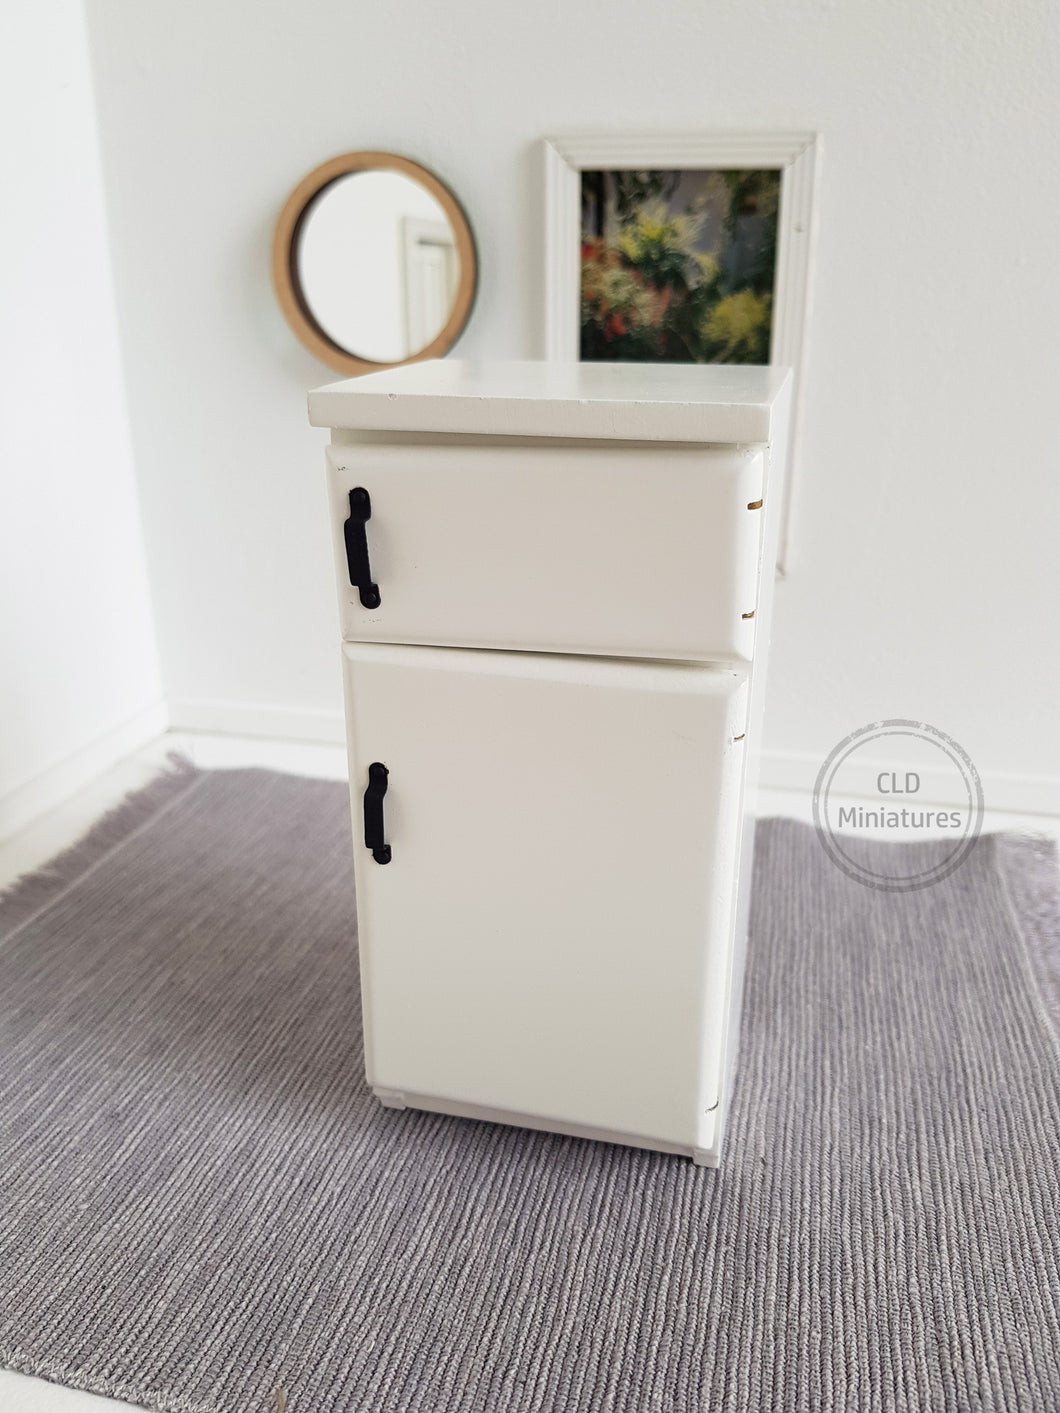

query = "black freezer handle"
[344, 487, 381, 610]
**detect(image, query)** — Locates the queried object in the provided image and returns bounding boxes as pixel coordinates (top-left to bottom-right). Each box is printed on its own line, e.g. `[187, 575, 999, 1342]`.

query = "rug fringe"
[0, 752, 200, 936]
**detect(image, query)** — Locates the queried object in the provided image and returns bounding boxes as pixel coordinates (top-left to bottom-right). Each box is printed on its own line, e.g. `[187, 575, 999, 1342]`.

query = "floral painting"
[579, 169, 780, 364]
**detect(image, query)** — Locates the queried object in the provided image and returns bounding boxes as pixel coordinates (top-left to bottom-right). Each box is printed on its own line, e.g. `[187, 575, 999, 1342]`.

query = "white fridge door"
[328, 441, 764, 663]
[343, 641, 749, 1153]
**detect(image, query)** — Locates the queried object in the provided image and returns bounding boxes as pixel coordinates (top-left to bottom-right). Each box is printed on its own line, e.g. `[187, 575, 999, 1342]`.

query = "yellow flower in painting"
[702, 290, 773, 362]
[617, 200, 707, 266]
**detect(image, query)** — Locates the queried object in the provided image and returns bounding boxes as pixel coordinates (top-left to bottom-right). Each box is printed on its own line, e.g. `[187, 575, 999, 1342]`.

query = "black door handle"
[344, 488, 381, 609]
[363, 762, 391, 864]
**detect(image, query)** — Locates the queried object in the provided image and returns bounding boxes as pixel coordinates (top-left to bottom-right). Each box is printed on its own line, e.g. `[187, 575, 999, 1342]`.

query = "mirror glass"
[273, 152, 477, 376]
[298, 170, 460, 364]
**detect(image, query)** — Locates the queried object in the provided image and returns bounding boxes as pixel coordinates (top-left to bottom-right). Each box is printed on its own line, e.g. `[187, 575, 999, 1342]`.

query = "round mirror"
[272, 152, 477, 376]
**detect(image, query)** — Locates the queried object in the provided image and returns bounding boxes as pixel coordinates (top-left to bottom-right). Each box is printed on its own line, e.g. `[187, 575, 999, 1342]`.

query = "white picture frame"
[542, 132, 820, 572]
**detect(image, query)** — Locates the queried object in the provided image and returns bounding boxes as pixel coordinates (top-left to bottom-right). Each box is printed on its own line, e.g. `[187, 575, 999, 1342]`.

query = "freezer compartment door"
[329, 441, 764, 662]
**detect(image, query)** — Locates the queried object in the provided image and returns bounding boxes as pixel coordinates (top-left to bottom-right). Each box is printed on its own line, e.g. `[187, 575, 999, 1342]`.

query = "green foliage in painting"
[579, 168, 779, 365]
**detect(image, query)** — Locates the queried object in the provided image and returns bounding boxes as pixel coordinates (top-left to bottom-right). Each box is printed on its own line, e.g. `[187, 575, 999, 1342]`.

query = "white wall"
[0, 0, 164, 840]
[83, 0, 1059, 810]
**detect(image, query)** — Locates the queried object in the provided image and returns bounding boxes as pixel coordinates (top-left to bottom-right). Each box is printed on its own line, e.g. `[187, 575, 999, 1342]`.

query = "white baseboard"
[759, 748, 1060, 819]
[0, 699, 170, 844]
[168, 698, 346, 746]
[166, 731, 348, 781]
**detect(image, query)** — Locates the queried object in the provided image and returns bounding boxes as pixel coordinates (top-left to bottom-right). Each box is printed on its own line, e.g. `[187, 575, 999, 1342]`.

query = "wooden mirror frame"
[272, 151, 478, 376]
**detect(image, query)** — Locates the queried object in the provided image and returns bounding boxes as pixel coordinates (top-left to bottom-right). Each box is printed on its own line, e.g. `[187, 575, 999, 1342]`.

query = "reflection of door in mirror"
[298, 170, 458, 364]
[402, 218, 458, 357]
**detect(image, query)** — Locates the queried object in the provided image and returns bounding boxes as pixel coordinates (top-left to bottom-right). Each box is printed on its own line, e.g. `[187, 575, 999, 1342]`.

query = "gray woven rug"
[1, 764, 1059, 1413]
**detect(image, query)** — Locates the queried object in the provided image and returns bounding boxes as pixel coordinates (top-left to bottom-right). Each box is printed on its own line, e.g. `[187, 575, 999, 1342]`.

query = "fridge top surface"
[308, 359, 792, 444]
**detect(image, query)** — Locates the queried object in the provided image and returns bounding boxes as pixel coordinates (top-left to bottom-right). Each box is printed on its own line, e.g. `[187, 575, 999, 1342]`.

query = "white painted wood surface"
[308, 359, 792, 444]
[327, 440, 765, 662]
[0, 701, 168, 846]
[0, 1372, 123, 1413]
[316, 357, 793, 1165]
[343, 642, 748, 1156]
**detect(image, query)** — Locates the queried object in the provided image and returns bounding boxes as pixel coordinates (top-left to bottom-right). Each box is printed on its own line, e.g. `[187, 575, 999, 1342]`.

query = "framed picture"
[543, 132, 820, 569]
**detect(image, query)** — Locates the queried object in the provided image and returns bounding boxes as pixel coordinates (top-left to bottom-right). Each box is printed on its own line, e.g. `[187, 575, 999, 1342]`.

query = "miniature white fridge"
[308, 360, 791, 1166]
